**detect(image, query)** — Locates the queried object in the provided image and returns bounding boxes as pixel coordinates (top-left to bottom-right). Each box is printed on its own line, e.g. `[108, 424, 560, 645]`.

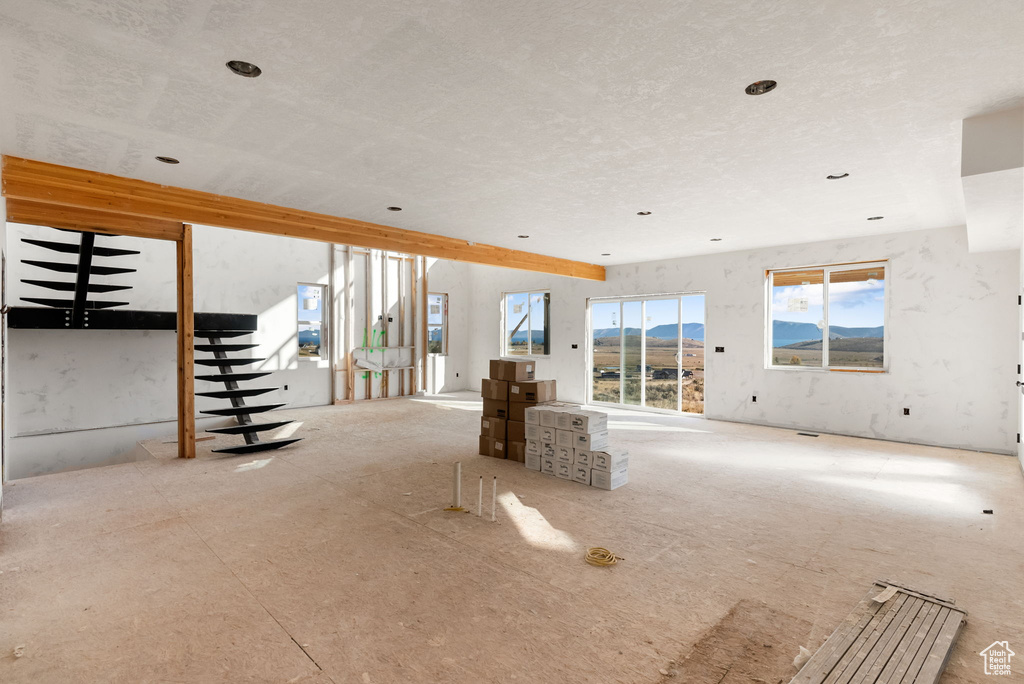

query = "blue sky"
[591, 295, 705, 330]
[772, 281, 885, 328]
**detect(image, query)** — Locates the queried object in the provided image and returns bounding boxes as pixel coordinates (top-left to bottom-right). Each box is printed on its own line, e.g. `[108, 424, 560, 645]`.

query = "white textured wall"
[425, 257, 470, 393]
[7, 223, 331, 478]
[468, 226, 1019, 454]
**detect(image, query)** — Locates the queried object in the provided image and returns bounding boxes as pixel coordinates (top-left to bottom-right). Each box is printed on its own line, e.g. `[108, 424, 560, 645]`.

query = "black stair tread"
[212, 438, 302, 455]
[21, 279, 132, 293]
[22, 238, 140, 257]
[200, 403, 286, 417]
[21, 297, 128, 309]
[196, 330, 252, 339]
[194, 343, 259, 352]
[194, 357, 265, 367]
[196, 387, 277, 399]
[196, 371, 272, 383]
[205, 420, 294, 435]
[22, 260, 137, 276]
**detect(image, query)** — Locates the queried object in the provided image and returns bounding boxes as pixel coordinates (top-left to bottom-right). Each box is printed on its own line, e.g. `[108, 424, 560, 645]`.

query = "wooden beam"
[6, 198, 184, 241]
[2, 156, 605, 280]
[176, 224, 195, 459]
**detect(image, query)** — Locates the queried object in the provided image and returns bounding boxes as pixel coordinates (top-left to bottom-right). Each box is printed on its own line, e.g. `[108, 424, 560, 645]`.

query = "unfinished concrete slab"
[1, 392, 1021, 683]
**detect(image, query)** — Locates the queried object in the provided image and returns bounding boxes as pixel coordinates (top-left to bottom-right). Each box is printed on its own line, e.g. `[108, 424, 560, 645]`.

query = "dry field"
[592, 336, 705, 413]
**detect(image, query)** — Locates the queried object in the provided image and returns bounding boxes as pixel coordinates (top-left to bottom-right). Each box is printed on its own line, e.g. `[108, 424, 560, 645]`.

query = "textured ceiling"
[0, 0, 1022, 265]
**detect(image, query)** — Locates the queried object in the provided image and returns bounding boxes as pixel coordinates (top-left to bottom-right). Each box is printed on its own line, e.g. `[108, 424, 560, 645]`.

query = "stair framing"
[196, 333, 302, 455]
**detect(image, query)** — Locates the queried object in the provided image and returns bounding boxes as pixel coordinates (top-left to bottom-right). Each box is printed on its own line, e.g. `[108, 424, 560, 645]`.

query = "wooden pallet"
[791, 580, 967, 684]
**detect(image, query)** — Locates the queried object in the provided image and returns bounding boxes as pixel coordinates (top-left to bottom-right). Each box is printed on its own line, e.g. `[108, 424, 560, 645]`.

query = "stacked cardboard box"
[480, 359, 557, 462]
[523, 406, 628, 490]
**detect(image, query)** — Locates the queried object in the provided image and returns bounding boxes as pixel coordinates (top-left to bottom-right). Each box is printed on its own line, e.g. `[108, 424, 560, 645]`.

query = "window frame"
[765, 261, 889, 373]
[427, 292, 448, 356]
[297, 282, 327, 361]
[500, 290, 551, 358]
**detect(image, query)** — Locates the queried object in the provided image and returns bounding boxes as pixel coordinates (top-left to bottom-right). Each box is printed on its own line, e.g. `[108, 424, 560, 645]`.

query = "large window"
[427, 293, 447, 355]
[502, 291, 550, 356]
[768, 262, 886, 370]
[297, 283, 326, 359]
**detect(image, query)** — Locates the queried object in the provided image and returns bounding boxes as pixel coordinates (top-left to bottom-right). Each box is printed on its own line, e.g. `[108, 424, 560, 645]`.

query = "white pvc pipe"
[491, 476, 497, 522]
[477, 476, 483, 517]
[452, 462, 461, 508]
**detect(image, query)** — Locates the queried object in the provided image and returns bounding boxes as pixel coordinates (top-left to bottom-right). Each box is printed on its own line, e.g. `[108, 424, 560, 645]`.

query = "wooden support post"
[176, 224, 195, 458]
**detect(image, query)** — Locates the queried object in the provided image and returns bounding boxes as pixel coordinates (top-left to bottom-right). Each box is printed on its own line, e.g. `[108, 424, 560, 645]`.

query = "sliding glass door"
[589, 293, 705, 414]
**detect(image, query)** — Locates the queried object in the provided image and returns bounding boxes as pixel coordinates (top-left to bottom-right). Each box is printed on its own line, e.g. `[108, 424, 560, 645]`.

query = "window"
[768, 262, 886, 370]
[427, 293, 447, 355]
[502, 291, 550, 356]
[297, 283, 326, 359]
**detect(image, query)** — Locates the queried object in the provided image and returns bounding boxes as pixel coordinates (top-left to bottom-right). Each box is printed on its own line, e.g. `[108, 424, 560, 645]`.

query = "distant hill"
[773, 320, 883, 344]
[298, 329, 320, 346]
[593, 323, 704, 341]
[510, 330, 547, 344]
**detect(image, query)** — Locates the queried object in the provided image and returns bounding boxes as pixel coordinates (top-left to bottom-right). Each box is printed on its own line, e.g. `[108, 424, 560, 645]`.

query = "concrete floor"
[1, 391, 1022, 683]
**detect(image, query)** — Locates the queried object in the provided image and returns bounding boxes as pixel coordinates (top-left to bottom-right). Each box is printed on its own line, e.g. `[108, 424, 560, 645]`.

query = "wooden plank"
[912, 609, 965, 683]
[793, 585, 888, 683]
[3, 156, 606, 280]
[878, 603, 942, 683]
[5, 198, 184, 241]
[822, 594, 910, 684]
[176, 224, 195, 459]
[849, 597, 924, 683]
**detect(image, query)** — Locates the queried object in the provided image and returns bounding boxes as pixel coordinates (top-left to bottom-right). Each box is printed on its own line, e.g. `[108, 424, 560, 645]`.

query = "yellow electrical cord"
[585, 547, 623, 567]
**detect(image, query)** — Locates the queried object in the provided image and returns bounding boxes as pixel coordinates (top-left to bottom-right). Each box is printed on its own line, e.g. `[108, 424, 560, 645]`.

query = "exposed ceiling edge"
[961, 107, 1024, 253]
[1, 156, 605, 281]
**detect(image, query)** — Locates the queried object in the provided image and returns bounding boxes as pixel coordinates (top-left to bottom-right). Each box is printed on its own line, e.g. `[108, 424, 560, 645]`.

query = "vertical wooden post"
[176, 224, 195, 458]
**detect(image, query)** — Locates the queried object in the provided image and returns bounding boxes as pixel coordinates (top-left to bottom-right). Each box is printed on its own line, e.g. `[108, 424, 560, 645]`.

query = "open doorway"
[588, 293, 706, 414]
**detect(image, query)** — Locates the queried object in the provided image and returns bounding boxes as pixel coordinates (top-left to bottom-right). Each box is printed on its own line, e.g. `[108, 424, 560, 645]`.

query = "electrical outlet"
[903, 407, 910, 416]
[752, 395, 757, 403]
[571, 344, 578, 349]
[456, 372, 459, 378]
[283, 384, 289, 391]
[715, 346, 725, 353]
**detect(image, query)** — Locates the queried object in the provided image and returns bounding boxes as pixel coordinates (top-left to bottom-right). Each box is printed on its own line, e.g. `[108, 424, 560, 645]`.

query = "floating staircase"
[195, 331, 302, 455]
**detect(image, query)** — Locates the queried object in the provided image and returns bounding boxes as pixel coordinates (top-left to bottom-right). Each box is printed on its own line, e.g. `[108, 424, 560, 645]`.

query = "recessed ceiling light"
[867, 216, 884, 221]
[710, 238, 722, 242]
[226, 60, 261, 78]
[637, 211, 651, 216]
[387, 206, 402, 211]
[517, 235, 529, 239]
[155, 156, 179, 164]
[745, 80, 777, 95]
[826, 173, 849, 180]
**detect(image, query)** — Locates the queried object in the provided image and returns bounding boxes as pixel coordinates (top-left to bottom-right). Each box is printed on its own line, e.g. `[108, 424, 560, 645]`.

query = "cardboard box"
[489, 359, 535, 382]
[590, 448, 629, 472]
[480, 416, 506, 439]
[479, 435, 493, 457]
[540, 456, 556, 475]
[492, 439, 507, 459]
[507, 441, 526, 463]
[481, 378, 509, 401]
[507, 401, 533, 422]
[525, 453, 542, 471]
[570, 410, 608, 434]
[573, 430, 609, 451]
[525, 423, 541, 441]
[507, 421, 527, 443]
[572, 463, 591, 485]
[591, 465, 628, 490]
[575, 450, 594, 469]
[541, 442, 557, 459]
[555, 429, 575, 448]
[509, 380, 557, 403]
[555, 445, 574, 464]
[555, 461, 572, 479]
[538, 406, 564, 428]
[539, 426, 556, 443]
[555, 411, 575, 431]
[524, 405, 543, 424]
[482, 398, 510, 420]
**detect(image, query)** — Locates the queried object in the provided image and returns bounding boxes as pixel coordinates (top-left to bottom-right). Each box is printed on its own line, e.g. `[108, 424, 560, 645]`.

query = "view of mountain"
[298, 329, 320, 346]
[772, 320, 883, 345]
[509, 330, 548, 344]
[592, 323, 705, 341]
